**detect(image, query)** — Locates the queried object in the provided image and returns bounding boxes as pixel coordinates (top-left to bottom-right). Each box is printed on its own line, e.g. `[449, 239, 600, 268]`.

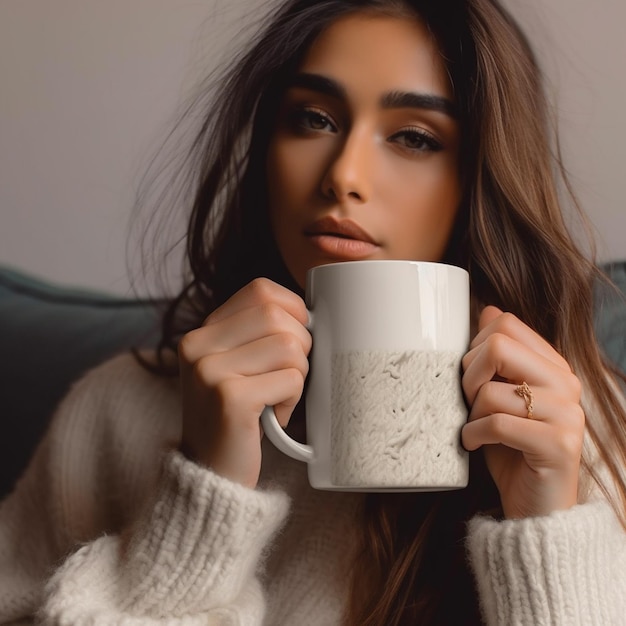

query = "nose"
[321, 128, 372, 204]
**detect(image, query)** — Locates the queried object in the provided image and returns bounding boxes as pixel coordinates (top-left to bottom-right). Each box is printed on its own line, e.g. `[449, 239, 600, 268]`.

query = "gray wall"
[1, 1, 624, 295]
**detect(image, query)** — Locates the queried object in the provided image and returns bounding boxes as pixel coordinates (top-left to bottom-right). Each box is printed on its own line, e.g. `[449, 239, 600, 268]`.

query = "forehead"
[298, 12, 452, 100]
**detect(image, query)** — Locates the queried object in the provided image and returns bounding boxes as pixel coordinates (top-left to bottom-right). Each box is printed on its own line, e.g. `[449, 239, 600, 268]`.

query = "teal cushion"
[594, 261, 626, 376]
[0, 266, 161, 496]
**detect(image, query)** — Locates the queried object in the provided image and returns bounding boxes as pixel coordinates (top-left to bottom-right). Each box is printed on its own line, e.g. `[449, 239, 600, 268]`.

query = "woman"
[1, 0, 625, 623]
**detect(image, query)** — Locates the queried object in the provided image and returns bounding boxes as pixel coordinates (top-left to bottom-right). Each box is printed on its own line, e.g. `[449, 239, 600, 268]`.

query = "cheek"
[267, 136, 334, 206]
[268, 139, 309, 199]
[392, 167, 461, 257]
[266, 141, 288, 209]
[266, 140, 309, 238]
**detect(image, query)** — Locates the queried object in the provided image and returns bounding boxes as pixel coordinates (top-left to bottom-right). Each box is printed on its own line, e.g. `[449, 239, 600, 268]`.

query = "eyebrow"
[286, 72, 457, 118]
[381, 90, 457, 118]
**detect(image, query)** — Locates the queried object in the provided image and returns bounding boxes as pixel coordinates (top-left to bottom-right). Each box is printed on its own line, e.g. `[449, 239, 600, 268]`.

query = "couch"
[1, 262, 624, 499]
[0, 267, 161, 497]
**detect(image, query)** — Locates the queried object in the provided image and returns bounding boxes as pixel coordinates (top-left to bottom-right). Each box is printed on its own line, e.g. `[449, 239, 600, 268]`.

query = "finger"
[206, 278, 308, 327]
[476, 304, 503, 330]
[461, 412, 552, 453]
[471, 306, 569, 371]
[461, 410, 584, 466]
[217, 368, 306, 428]
[468, 380, 576, 423]
[462, 333, 578, 406]
[180, 304, 312, 363]
[194, 333, 310, 384]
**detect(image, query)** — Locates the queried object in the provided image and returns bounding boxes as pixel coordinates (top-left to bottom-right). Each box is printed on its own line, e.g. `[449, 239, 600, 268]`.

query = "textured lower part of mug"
[331, 350, 468, 488]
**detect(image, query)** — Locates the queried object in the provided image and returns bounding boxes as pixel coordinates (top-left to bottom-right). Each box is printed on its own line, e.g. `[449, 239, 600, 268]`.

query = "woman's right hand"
[177, 278, 311, 489]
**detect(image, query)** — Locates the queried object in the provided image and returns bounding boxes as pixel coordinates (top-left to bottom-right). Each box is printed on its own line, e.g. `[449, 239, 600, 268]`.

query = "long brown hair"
[136, 0, 626, 623]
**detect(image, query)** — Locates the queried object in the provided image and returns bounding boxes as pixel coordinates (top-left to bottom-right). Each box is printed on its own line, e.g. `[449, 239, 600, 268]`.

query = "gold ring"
[515, 381, 535, 418]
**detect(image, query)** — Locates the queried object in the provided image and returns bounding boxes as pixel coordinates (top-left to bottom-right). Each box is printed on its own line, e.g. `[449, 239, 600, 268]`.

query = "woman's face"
[267, 12, 461, 288]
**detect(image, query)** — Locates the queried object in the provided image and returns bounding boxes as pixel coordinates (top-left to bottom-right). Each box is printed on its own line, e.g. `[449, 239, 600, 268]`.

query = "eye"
[290, 107, 337, 133]
[389, 127, 443, 153]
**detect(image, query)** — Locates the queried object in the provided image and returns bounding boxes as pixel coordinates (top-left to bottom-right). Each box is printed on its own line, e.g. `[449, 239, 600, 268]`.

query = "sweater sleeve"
[40, 450, 290, 624]
[466, 499, 626, 625]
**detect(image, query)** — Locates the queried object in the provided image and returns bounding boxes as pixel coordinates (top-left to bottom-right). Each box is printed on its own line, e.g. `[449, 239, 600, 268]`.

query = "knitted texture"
[467, 500, 626, 625]
[1, 354, 625, 624]
[40, 451, 288, 623]
[330, 349, 467, 487]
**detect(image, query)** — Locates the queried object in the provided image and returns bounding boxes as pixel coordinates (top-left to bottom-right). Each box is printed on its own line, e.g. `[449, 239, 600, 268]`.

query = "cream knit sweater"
[0, 354, 624, 624]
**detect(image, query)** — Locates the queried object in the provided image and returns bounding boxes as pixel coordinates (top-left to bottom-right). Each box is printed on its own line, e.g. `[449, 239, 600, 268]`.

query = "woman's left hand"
[461, 305, 585, 519]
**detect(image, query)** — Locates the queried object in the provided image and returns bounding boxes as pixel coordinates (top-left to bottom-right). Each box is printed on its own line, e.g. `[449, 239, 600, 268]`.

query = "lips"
[304, 216, 380, 259]
[305, 216, 377, 243]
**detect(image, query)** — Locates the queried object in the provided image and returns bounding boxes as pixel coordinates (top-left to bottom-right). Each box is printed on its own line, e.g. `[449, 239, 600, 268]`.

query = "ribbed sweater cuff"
[119, 449, 290, 616]
[467, 500, 621, 625]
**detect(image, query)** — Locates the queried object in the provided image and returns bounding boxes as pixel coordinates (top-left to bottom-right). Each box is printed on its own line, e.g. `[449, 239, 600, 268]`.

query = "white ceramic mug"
[261, 260, 470, 491]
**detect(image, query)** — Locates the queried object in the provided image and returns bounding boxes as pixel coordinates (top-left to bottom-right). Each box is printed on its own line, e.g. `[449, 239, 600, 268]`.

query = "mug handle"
[261, 406, 314, 463]
[260, 309, 315, 463]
